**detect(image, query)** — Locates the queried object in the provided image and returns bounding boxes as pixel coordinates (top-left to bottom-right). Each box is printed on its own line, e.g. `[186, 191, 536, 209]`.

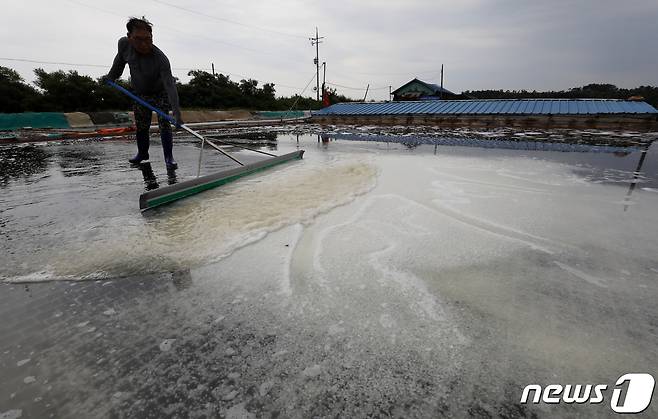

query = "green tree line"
[3, 66, 656, 113]
[0, 66, 353, 113]
[463, 83, 658, 107]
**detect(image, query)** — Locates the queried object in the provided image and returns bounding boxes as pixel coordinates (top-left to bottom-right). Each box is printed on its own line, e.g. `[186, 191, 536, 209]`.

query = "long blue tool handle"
[105, 79, 176, 124]
[105, 79, 245, 166]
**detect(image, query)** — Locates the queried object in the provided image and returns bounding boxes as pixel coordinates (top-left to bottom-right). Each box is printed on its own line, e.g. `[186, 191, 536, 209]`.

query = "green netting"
[0, 112, 70, 130]
[256, 111, 305, 119]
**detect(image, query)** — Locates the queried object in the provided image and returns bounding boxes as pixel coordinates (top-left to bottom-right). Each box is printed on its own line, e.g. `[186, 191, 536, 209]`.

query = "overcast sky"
[2, 0, 657, 101]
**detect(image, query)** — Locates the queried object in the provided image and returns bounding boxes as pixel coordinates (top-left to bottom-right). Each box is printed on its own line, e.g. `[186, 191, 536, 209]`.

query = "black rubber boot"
[129, 130, 150, 164]
[161, 129, 178, 170]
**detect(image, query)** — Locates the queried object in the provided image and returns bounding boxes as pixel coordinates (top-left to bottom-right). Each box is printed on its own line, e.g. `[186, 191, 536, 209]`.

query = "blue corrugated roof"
[314, 99, 658, 116]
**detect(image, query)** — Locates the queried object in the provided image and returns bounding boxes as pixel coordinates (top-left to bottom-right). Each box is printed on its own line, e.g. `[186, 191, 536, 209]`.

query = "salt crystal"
[159, 339, 176, 352]
[301, 364, 322, 378]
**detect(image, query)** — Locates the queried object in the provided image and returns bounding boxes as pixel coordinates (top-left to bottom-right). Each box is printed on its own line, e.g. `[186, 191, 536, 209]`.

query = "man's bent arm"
[106, 38, 127, 80]
[160, 56, 182, 123]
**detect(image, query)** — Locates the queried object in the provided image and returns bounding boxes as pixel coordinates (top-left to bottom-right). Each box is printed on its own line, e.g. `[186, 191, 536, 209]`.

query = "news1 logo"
[520, 373, 655, 414]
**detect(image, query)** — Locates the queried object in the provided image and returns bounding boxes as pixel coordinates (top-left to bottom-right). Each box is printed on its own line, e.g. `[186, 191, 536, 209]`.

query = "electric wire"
[65, 0, 282, 56]
[18, 1, 440, 99]
[285, 71, 317, 116]
[151, 0, 308, 39]
[0, 57, 310, 92]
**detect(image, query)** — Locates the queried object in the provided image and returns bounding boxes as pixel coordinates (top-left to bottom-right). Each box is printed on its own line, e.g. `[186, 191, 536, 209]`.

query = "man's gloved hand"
[174, 112, 184, 129]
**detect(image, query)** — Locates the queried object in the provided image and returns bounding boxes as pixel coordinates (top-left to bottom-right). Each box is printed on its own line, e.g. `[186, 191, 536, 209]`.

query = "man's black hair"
[127, 16, 153, 34]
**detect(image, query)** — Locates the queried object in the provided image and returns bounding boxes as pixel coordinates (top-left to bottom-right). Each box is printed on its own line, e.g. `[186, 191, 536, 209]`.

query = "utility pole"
[321, 62, 327, 106]
[211, 62, 215, 76]
[440, 64, 444, 100]
[389, 85, 392, 101]
[322, 62, 327, 87]
[363, 84, 370, 102]
[310, 27, 324, 101]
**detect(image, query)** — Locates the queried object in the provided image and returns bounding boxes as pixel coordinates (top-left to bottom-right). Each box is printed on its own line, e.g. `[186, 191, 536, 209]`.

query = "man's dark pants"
[132, 92, 175, 166]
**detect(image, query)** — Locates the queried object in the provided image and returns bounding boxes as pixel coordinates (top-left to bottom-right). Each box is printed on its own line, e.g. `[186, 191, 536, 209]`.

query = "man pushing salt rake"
[104, 16, 182, 170]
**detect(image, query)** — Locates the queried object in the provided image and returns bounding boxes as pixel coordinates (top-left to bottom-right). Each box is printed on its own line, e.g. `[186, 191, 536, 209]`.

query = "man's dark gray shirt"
[107, 37, 182, 122]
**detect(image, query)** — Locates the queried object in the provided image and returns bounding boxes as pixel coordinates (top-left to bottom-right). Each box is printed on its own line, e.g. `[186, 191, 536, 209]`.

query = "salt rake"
[106, 80, 304, 211]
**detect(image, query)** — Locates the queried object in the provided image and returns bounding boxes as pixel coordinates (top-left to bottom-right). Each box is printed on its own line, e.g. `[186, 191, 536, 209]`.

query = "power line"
[285, 71, 318, 115]
[350, 68, 446, 77]
[18, 4, 398, 97]
[0, 56, 390, 96]
[66, 0, 124, 18]
[326, 82, 389, 91]
[151, 0, 308, 39]
[66, 0, 284, 57]
[0, 56, 210, 72]
[326, 82, 365, 90]
[64, 0, 311, 90]
[0, 57, 107, 69]
[0, 57, 308, 91]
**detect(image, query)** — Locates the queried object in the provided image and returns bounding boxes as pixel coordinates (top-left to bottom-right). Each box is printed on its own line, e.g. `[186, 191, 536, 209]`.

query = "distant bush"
[2, 65, 656, 113]
[0, 67, 41, 112]
[462, 83, 658, 108]
[0, 66, 325, 113]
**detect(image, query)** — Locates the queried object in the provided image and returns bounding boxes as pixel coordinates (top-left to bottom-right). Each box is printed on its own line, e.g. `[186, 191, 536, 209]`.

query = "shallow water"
[1, 129, 657, 418]
[0, 135, 378, 281]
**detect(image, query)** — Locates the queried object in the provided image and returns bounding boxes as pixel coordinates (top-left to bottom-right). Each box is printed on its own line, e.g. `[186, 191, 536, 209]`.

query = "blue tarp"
[0, 112, 70, 130]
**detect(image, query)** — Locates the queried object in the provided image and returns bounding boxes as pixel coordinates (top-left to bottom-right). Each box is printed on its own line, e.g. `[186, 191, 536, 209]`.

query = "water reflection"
[167, 167, 178, 185]
[196, 141, 205, 178]
[318, 134, 330, 149]
[57, 147, 103, 177]
[139, 163, 159, 191]
[0, 145, 49, 185]
[200, 131, 278, 149]
[137, 161, 178, 190]
[320, 131, 658, 212]
[623, 144, 650, 212]
[172, 269, 192, 290]
[322, 132, 645, 154]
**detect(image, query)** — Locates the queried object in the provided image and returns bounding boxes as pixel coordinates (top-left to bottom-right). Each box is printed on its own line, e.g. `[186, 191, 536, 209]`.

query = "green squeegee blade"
[139, 150, 304, 211]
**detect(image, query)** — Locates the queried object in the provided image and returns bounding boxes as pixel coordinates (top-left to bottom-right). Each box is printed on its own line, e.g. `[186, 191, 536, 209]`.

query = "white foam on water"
[5, 134, 658, 417]
[279, 224, 304, 296]
[428, 199, 562, 255]
[258, 380, 274, 397]
[311, 194, 382, 279]
[554, 262, 608, 288]
[6, 159, 377, 282]
[1, 270, 76, 284]
[0, 410, 22, 419]
[225, 403, 255, 419]
[297, 191, 473, 349]
[366, 229, 445, 322]
[16, 359, 30, 367]
[301, 364, 322, 378]
[158, 339, 176, 352]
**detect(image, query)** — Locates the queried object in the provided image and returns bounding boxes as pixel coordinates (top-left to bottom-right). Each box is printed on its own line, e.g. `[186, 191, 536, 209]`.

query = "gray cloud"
[1, 0, 656, 101]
